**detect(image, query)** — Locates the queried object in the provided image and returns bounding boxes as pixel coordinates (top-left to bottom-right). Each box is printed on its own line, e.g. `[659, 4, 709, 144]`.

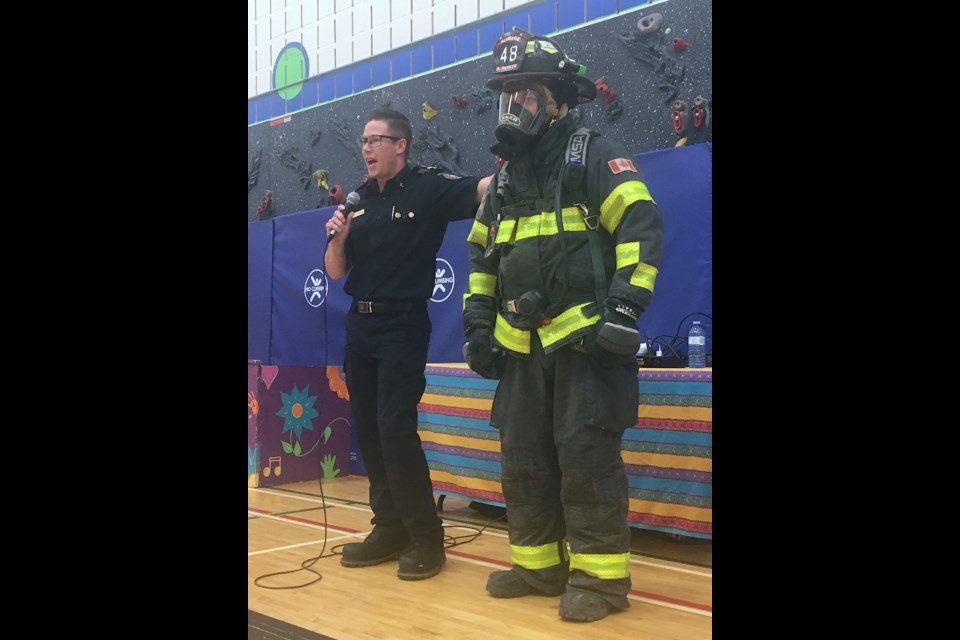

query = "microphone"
[328, 191, 361, 241]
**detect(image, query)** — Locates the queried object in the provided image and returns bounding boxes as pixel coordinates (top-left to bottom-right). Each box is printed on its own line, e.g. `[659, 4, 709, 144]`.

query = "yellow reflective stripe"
[469, 272, 497, 297]
[631, 262, 658, 292]
[510, 540, 565, 570]
[510, 210, 589, 243]
[515, 214, 541, 241]
[538, 303, 600, 349]
[568, 552, 631, 579]
[496, 219, 517, 243]
[615, 241, 640, 270]
[539, 208, 587, 234]
[599, 181, 653, 234]
[462, 292, 470, 310]
[467, 220, 488, 246]
[494, 314, 530, 354]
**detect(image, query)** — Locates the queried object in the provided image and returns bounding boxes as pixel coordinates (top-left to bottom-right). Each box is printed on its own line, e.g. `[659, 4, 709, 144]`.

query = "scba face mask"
[495, 85, 550, 152]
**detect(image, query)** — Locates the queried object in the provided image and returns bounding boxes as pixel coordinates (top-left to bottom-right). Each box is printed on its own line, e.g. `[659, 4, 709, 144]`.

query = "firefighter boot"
[340, 527, 411, 567]
[559, 591, 615, 622]
[486, 569, 566, 598]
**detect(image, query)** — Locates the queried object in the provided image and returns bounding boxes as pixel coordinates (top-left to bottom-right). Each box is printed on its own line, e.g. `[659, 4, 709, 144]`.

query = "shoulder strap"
[558, 128, 607, 315]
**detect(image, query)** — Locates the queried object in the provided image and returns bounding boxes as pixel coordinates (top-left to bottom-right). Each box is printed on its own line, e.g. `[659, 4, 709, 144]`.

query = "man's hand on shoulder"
[476, 174, 494, 204]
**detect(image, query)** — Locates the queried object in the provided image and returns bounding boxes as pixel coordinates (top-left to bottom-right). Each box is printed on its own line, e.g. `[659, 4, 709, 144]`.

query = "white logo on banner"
[431, 258, 455, 303]
[304, 269, 328, 307]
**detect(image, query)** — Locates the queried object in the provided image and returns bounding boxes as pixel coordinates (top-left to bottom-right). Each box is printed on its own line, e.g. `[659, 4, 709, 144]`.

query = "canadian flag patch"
[608, 158, 638, 174]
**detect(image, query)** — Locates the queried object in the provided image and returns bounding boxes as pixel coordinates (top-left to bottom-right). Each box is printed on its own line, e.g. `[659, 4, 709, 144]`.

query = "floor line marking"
[249, 500, 712, 580]
[252, 479, 713, 611]
[630, 595, 711, 617]
[247, 510, 363, 536]
[248, 538, 711, 616]
[632, 558, 712, 578]
[248, 536, 355, 556]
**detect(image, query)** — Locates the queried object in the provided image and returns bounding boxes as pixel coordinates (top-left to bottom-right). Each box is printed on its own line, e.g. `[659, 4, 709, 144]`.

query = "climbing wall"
[247, 0, 711, 221]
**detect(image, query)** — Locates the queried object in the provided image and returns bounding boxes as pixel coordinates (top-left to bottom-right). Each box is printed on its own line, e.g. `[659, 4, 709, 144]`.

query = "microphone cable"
[254, 480, 510, 589]
[253, 207, 340, 590]
[441, 510, 508, 548]
[253, 456, 333, 589]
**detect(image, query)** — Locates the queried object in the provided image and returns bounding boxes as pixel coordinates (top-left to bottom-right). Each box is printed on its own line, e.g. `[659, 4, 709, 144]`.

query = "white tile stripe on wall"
[249, 0, 540, 98]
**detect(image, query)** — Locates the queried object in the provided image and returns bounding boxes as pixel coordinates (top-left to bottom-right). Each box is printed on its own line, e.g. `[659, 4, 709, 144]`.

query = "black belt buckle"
[357, 301, 373, 313]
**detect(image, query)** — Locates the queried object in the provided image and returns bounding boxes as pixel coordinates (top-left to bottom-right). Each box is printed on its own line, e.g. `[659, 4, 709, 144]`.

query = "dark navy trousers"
[343, 303, 444, 546]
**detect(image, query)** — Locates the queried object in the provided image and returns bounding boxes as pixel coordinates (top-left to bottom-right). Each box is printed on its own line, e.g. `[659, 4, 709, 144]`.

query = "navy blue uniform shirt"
[343, 164, 482, 301]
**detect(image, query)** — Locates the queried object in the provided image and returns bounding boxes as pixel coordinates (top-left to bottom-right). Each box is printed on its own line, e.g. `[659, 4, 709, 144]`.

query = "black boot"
[559, 591, 621, 622]
[340, 527, 411, 568]
[486, 570, 566, 598]
[397, 540, 446, 580]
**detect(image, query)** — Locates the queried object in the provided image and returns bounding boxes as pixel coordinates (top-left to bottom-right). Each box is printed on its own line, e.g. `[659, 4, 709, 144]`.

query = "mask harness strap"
[489, 162, 511, 304]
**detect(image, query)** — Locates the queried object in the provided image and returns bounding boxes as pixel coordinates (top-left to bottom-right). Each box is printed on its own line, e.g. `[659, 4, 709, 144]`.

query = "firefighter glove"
[462, 332, 506, 379]
[580, 298, 641, 356]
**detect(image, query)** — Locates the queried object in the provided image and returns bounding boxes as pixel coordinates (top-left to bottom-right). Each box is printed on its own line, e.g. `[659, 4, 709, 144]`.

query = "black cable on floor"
[255, 484, 507, 589]
[253, 460, 333, 589]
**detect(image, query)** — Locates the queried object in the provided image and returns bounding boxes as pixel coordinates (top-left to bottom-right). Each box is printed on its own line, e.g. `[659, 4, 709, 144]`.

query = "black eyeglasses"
[358, 134, 401, 148]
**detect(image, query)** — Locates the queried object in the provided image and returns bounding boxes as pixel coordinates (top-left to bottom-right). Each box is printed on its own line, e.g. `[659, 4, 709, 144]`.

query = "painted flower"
[275, 385, 319, 439]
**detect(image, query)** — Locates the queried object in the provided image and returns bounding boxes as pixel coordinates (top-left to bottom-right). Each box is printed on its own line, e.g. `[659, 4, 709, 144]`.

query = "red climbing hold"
[329, 184, 343, 206]
[594, 77, 619, 104]
[672, 110, 684, 132]
[257, 191, 274, 217]
[671, 100, 690, 135]
[672, 37, 689, 52]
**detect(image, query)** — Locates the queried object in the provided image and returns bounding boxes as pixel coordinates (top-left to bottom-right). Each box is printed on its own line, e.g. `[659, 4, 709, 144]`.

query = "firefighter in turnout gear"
[462, 28, 664, 622]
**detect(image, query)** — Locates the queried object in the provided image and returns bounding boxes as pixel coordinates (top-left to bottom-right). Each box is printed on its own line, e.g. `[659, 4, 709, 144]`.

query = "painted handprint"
[247, 391, 259, 419]
[320, 454, 340, 478]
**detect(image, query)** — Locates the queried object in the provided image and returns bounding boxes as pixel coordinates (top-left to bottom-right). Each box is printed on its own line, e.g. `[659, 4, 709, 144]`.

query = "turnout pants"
[490, 333, 638, 608]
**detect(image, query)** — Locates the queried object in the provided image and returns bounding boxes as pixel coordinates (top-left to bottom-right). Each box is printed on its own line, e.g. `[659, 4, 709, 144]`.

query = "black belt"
[354, 300, 416, 314]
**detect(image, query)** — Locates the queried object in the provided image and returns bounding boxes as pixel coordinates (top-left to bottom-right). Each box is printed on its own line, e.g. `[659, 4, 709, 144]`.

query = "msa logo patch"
[568, 134, 587, 164]
[431, 258, 455, 303]
[607, 158, 637, 174]
[304, 269, 328, 308]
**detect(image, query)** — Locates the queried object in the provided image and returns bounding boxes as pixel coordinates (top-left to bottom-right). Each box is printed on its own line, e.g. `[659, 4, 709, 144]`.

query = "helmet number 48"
[500, 46, 519, 63]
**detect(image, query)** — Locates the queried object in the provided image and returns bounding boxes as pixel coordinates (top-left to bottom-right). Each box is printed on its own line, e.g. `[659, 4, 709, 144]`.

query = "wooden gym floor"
[249, 475, 711, 639]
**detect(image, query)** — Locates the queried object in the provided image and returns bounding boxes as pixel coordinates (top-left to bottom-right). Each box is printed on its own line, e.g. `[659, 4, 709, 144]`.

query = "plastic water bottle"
[687, 320, 706, 368]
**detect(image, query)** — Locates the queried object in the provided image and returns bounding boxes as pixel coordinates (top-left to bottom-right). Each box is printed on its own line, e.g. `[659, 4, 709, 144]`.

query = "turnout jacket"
[464, 116, 664, 356]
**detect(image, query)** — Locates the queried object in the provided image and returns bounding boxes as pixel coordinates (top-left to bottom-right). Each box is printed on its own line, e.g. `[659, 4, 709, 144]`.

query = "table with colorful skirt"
[417, 364, 712, 539]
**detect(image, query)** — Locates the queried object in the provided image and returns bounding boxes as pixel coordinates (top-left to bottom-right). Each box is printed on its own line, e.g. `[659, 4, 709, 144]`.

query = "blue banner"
[633, 143, 713, 353]
[251, 143, 713, 365]
[428, 218, 475, 363]
[270, 207, 341, 365]
[248, 220, 273, 361]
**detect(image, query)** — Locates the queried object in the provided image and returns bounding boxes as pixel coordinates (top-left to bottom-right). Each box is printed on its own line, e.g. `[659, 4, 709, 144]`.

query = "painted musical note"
[262, 456, 282, 477]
